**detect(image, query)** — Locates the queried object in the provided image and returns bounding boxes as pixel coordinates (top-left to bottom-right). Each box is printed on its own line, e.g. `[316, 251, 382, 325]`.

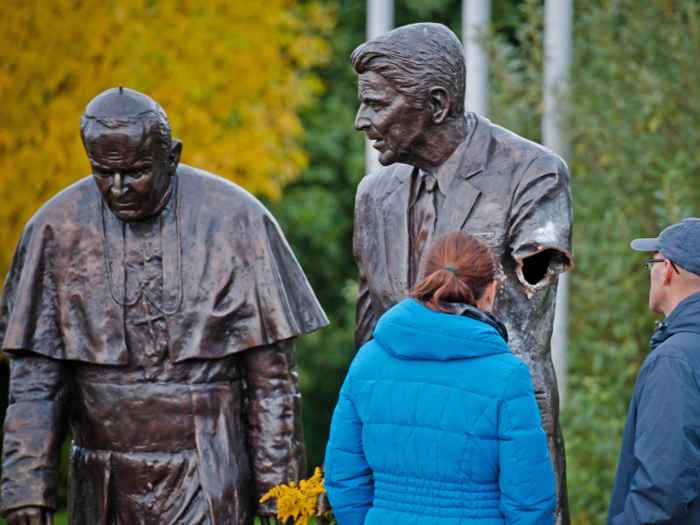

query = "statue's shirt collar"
[422, 112, 478, 195]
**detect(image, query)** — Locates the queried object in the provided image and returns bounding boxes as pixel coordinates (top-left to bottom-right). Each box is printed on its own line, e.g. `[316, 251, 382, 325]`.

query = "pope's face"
[84, 124, 177, 222]
[355, 71, 431, 166]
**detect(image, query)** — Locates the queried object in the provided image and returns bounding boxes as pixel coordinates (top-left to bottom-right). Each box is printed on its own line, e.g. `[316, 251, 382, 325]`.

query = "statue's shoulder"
[177, 164, 270, 219]
[26, 176, 99, 230]
[486, 120, 565, 172]
[356, 163, 413, 201]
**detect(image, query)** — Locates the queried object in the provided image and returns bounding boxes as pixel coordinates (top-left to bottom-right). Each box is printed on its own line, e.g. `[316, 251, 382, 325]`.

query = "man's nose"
[355, 108, 371, 132]
[111, 172, 128, 198]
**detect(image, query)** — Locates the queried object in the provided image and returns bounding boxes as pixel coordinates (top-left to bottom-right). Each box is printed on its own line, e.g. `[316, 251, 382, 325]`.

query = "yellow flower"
[260, 467, 326, 525]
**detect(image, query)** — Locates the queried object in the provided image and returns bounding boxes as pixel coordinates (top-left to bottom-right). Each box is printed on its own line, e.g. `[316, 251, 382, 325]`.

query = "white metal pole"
[462, 0, 491, 117]
[543, 0, 574, 407]
[365, 0, 394, 175]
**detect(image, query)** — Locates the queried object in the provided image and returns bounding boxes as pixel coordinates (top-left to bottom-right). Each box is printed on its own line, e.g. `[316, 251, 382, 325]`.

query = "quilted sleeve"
[498, 361, 557, 525]
[324, 369, 373, 525]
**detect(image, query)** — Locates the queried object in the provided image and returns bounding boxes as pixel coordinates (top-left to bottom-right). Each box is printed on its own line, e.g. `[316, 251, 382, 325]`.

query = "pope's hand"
[316, 492, 329, 520]
[5, 506, 54, 525]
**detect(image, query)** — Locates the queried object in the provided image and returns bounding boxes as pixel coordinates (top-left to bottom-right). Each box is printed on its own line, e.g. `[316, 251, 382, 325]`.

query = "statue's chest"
[122, 219, 169, 379]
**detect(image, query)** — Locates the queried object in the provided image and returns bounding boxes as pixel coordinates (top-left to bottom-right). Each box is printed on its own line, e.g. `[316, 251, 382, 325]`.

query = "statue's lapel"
[434, 180, 481, 238]
[382, 165, 413, 302]
[434, 115, 491, 238]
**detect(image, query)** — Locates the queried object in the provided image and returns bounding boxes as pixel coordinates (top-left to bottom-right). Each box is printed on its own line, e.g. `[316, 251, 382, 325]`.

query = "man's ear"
[428, 87, 451, 125]
[663, 260, 676, 285]
[169, 139, 183, 174]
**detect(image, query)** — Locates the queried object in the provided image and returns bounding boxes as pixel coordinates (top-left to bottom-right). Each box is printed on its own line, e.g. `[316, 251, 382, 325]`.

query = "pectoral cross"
[134, 296, 165, 356]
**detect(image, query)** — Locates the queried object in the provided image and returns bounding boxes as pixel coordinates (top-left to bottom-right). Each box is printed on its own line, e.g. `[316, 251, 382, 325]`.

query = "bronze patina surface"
[351, 23, 574, 525]
[0, 87, 328, 525]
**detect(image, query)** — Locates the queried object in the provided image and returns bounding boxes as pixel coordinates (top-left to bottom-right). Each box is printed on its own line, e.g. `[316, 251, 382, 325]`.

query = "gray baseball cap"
[631, 218, 700, 275]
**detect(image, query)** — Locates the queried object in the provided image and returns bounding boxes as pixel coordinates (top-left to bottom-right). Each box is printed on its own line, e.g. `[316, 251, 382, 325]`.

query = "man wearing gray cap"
[607, 218, 700, 525]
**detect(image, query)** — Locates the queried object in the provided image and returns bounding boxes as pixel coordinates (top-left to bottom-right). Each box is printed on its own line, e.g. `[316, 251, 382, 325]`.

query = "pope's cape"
[0, 164, 328, 361]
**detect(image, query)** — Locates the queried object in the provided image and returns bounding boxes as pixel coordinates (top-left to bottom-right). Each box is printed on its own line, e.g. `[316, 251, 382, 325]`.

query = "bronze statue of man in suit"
[351, 23, 574, 524]
[0, 87, 328, 525]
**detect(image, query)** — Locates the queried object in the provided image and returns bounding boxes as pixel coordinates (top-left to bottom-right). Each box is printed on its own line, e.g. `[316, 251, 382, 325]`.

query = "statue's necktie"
[411, 172, 438, 285]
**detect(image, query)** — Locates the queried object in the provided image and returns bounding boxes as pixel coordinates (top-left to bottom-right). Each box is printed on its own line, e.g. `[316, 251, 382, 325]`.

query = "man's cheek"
[385, 129, 404, 153]
[92, 179, 110, 197]
[130, 178, 152, 197]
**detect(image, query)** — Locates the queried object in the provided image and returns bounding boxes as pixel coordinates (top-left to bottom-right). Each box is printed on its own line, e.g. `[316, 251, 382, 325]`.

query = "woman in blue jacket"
[325, 232, 556, 525]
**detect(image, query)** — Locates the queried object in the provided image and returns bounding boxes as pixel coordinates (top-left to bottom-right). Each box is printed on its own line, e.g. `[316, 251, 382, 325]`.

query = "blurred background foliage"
[485, 0, 700, 522]
[0, 0, 332, 277]
[2, 0, 700, 524]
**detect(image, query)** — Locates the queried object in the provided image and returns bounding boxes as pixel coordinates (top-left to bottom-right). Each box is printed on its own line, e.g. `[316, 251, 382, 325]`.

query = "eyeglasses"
[642, 258, 681, 274]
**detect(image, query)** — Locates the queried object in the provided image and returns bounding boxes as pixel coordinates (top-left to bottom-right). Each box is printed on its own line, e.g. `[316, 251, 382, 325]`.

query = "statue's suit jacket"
[353, 113, 573, 523]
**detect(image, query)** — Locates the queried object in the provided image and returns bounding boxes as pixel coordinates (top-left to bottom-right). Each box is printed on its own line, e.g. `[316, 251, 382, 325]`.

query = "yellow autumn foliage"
[0, 0, 333, 279]
[260, 467, 326, 525]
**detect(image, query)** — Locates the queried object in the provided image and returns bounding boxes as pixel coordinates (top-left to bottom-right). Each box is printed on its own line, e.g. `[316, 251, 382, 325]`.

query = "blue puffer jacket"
[325, 299, 556, 525]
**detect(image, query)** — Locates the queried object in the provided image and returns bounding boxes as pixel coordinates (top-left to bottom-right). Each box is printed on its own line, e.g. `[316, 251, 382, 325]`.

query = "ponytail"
[410, 232, 496, 313]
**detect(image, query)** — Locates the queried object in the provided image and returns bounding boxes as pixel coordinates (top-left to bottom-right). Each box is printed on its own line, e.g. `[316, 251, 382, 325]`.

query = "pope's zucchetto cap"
[84, 87, 162, 119]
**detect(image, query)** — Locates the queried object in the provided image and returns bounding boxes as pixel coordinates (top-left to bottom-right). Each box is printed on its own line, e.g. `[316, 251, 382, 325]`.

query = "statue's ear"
[428, 87, 451, 125]
[169, 139, 183, 174]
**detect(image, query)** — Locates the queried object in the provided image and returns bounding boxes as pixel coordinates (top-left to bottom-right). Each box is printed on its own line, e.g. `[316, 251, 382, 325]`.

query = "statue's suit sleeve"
[353, 176, 378, 351]
[242, 339, 306, 516]
[508, 153, 574, 280]
[506, 152, 573, 525]
[1, 353, 69, 517]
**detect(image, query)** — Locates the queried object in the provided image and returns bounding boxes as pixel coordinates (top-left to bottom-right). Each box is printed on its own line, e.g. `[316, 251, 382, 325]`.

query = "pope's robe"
[0, 165, 328, 524]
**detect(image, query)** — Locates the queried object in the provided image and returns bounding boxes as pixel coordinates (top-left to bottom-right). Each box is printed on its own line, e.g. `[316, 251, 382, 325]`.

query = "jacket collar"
[373, 299, 511, 361]
[458, 112, 491, 181]
[452, 303, 509, 343]
[651, 291, 700, 348]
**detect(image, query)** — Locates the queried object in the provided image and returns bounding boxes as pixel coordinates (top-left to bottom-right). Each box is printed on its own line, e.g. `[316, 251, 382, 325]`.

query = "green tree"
[486, 1, 700, 523]
[564, 1, 700, 523]
[264, 0, 366, 473]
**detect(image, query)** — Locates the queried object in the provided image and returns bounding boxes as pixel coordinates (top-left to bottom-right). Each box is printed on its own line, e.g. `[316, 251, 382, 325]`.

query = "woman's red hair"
[410, 232, 496, 313]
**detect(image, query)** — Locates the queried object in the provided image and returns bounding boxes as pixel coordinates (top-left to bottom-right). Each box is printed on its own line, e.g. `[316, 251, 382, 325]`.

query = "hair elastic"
[443, 266, 457, 275]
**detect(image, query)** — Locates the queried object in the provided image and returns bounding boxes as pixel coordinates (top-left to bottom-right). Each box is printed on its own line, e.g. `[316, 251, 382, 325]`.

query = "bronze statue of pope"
[0, 87, 328, 525]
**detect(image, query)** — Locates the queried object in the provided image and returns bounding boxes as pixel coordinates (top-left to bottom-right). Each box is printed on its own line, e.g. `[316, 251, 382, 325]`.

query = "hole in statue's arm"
[521, 249, 553, 285]
[518, 248, 573, 286]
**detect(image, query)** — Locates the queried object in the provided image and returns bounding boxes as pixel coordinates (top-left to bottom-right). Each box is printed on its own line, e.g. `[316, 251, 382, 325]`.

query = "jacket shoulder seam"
[643, 353, 700, 379]
[377, 318, 509, 353]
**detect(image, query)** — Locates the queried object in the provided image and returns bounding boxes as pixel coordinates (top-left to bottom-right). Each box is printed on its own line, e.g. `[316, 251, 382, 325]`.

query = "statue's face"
[355, 71, 431, 166]
[84, 124, 179, 222]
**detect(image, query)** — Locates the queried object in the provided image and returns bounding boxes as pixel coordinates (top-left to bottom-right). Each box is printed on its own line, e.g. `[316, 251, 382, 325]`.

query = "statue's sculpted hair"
[80, 106, 172, 156]
[351, 22, 466, 117]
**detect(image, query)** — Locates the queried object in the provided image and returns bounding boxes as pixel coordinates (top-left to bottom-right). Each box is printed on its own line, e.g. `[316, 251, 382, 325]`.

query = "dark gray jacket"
[608, 291, 700, 524]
